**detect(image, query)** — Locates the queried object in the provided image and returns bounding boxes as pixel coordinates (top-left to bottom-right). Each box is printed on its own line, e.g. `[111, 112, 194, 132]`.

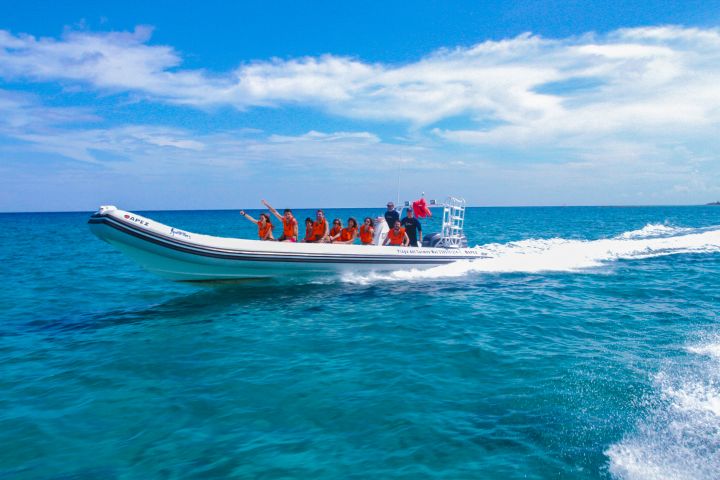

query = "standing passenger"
[262, 200, 298, 242]
[359, 217, 375, 245]
[401, 208, 422, 247]
[384, 202, 400, 231]
[239, 211, 274, 241]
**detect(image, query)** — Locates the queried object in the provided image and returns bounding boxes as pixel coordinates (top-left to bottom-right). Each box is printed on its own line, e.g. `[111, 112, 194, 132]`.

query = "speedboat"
[88, 198, 485, 281]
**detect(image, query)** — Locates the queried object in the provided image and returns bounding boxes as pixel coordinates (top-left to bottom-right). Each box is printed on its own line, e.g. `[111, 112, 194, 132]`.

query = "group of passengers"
[239, 200, 423, 247]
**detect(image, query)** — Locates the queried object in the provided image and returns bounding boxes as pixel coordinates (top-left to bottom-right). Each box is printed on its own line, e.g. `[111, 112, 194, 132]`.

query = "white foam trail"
[686, 335, 720, 360]
[617, 223, 694, 239]
[606, 337, 720, 480]
[343, 224, 720, 284]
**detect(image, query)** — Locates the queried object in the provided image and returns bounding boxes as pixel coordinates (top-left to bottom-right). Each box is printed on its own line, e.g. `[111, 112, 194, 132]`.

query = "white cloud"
[2, 25, 719, 138]
[127, 128, 205, 151]
[1, 113, 434, 175]
[2, 25, 720, 208]
[0, 89, 98, 128]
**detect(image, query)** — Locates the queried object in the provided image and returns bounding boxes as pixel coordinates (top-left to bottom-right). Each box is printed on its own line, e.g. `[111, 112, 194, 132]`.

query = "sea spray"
[342, 224, 720, 284]
[606, 334, 720, 480]
[616, 223, 695, 239]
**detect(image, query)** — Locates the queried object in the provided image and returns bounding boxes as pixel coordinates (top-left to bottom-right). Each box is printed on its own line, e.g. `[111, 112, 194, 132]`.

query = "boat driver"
[401, 208, 422, 247]
[384, 202, 400, 231]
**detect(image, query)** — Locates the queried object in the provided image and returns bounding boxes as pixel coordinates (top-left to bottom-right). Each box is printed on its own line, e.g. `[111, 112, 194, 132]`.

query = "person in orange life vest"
[307, 210, 329, 243]
[328, 218, 343, 242]
[359, 217, 375, 245]
[239, 210, 274, 240]
[303, 217, 314, 242]
[262, 200, 298, 242]
[383, 220, 409, 246]
[333, 217, 359, 244]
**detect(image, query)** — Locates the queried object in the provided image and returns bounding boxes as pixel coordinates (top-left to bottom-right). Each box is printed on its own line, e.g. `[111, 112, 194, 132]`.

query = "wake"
[343, 224, 720, 284]
[606, 334, 720, 480]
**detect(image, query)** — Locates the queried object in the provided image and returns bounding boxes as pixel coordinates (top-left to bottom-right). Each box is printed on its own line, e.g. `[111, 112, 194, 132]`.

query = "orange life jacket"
[311, 219, 327, 241]
[386, 227, 406, 245]
[258, 221, 273, 240]
[339, 226, 357, 242]
[282, 217, 297, 238]
[304, 225, 313, 241]
[329, 226, 342, 238]
[359, 225, 374, 244]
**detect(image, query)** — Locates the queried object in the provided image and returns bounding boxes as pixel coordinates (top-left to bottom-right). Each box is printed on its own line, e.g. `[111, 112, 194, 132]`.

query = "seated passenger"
[383, 220, 409, 246]
[328, 218, 343, 242]
[239, 210, 274, 241]
[303, 217, 314, 242]
[359, 217, 375, 245]
[262, 200, 298, 242]
[306, 210, 329, 243]
[333, 217, 358, 244]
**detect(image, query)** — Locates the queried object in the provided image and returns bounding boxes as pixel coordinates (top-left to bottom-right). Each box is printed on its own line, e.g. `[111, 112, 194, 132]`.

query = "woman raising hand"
[239, 210, 274, 241]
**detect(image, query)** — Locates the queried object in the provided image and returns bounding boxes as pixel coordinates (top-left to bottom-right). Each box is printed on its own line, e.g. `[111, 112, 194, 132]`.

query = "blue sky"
[2, 0, 720, 211]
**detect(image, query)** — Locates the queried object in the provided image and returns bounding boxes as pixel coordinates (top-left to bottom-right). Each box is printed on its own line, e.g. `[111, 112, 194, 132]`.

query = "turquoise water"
[1, 206, 719, 479]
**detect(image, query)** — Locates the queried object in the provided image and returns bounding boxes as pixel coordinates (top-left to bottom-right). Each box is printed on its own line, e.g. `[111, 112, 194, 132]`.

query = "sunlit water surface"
[1, 206, 719, 479]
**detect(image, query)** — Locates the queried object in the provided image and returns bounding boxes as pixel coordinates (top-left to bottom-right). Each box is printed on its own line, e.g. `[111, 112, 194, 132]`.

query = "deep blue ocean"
[1, 206, 719, 479]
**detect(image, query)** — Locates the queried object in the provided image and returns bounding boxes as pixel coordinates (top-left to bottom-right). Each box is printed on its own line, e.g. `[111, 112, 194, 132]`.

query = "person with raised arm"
[239, 210, 274, 241]
[262, 200, 298, 242]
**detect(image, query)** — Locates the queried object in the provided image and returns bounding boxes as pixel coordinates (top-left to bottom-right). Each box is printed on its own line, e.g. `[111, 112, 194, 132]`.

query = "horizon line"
[1, 203, 718, 215]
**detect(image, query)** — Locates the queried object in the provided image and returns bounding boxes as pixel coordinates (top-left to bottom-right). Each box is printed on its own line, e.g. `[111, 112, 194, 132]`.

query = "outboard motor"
[422, 232, 468, 248]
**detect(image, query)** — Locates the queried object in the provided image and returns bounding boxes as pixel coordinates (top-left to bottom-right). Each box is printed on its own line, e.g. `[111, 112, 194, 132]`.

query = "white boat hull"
[88, 207, 486, 281]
